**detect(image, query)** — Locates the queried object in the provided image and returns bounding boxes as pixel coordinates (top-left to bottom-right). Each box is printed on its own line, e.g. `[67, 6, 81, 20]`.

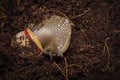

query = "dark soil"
[0, 0, 120, 80]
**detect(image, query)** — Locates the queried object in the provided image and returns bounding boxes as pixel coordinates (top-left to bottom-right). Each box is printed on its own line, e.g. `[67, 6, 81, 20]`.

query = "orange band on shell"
[24, 28, 43, 53]
[24, 29, 30, 41]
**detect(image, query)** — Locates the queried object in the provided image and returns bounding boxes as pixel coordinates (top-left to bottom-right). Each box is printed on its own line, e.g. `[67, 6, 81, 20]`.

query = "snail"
[11, 15, 72, 57]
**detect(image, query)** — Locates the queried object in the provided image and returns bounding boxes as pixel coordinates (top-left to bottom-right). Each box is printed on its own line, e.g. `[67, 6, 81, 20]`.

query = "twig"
[39, 7, 67, 18]
[64, 57, 68, 80]
[0, 15, 7, 19]
[113, 30, 120, 33]
[0, 22, 4, 28]
[0, 6, 8, 14]
[71, 8, 90, 19]
[103, 38, 111, 70]
[54, 62, 68, 80]
[68, 64, 81, 67]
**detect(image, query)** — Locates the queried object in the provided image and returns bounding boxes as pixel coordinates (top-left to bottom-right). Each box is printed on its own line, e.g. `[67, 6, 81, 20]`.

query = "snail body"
[11, 15, 72, 57]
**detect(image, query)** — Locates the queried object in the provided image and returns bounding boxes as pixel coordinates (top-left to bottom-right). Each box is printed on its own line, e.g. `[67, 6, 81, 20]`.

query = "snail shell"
[11, 15, 72, 57]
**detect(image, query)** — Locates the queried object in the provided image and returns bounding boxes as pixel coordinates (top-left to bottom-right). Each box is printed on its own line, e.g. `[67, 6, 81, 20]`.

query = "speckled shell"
[31, 15, 72, 56]
[12, 15, 72, 57]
